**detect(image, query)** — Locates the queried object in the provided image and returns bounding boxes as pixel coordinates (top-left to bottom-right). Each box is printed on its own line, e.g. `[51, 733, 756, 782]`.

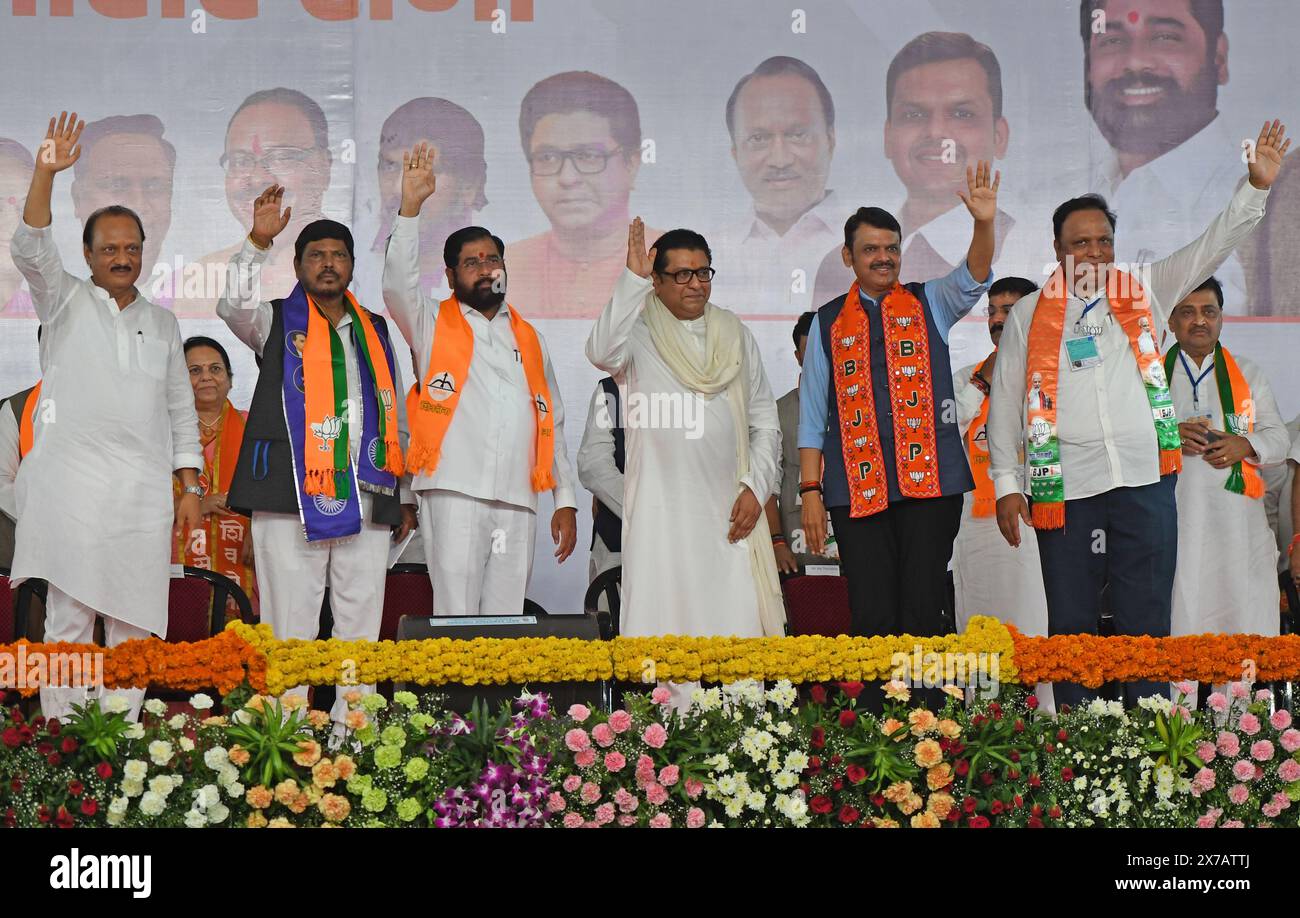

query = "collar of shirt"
[900, 199, 980, 269]
[736, 189, 841, 243]
[1182, 349, 1216, 374]
[460, 299, 510, 322]
[91, 283, 142, 313]
[1090, 112, 1237, 199]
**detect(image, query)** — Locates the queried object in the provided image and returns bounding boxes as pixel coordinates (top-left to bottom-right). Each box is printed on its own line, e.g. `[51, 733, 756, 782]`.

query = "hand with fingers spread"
[956, 159, 1001, 224]
[36, 111, 85, 175]
[1247, 119, 1291, 191]
[626, 217, 656, 279]
[399, 141, 438, 217]
[249, 184, 292, 249]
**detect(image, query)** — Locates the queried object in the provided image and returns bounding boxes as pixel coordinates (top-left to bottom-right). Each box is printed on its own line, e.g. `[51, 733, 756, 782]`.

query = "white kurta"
[951, 363, 1049, 637]
[587, 269, 781, 638]
[1169, 350, 1290, 636]
[9, 221, 201, 634]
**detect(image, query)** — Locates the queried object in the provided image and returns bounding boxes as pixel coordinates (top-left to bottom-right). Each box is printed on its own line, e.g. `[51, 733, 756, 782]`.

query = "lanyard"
[1078, 295, 1103, 324]
[1178, 350, 1215, 409]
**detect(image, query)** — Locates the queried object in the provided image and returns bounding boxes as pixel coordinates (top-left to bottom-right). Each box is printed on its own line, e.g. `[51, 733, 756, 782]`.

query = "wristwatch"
[183, 485, 204, 497]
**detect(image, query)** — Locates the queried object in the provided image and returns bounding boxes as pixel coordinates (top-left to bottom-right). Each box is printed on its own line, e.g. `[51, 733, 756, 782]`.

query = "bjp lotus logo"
[312, 415, 343, 451]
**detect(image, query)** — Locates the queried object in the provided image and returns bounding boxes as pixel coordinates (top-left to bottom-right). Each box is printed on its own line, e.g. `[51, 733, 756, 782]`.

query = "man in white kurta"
[1166, 278, 1290, 638]
[382, 143, 578, 615]
[9, 112, 202, 721]
[577, 377, 624, 583]
[586, 219, 783, 643]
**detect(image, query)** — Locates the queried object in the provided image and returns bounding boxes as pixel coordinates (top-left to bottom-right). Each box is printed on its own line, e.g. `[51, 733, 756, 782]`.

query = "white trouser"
[251, 501, 392, 724]
[419, 490, 536, 616]
[39, 585, 149, 722]
[587, 532, 621, 584]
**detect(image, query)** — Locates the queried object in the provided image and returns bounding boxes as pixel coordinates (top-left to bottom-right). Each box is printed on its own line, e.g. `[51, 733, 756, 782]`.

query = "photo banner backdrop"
[1, 0, 1297, 612]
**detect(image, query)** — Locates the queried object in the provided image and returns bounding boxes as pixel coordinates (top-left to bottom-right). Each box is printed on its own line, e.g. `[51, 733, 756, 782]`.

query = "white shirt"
[1090, 114, 1251, 313]
[216, 238, 414, 504]
[382, 214, 577, 513]
[8, 220, 201, 633]
[709, 190, 845, 315]
[987, 181, 1269, 502]
[577, 380, 624, 518]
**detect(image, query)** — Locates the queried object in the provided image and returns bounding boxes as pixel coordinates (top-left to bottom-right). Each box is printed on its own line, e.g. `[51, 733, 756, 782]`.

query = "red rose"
[18, 726, 32, 743]
[954, 759, 970, 776]
[1056, 729, 1068, 742]
[68, 780, 83, 797]
[1060, 767, 1073, 782]
[989, 702, 1002, 716]
[810, 684, 828, 705]
[1009, 750, 1021, 763]
[810, 726, 826, 750]
[838, 805, 861, 824]
[1013, 719, 1025, 734]
[1029, 774, 1042, 788]
[1, 728, 22, 749]
[31, 715, 45, 729]
[47, 752, 61, 767]
[968, 815, 990, 828]
[871, 794, 886, 808]
[1013, 794, 1023, 808]
[833, 779, 844, 791]
[96, 762, 113, 780]
[837, 682, 865, 700]
[60, 737, 77, 754]
[846, 764, 867, 785]
[2, 808, 14, 829]
[55, 806, 74, 829]
[980, 771, 994, 786]
[990, 800, 1005, 815]
[810, 795, 834, 815]
[950, 742, 965, 756]
[1027, 816, 1044, 828]
[1031, 804, 1043, 818]
[37, 742, 53, 756]
[9, 778, 20, 793]
[963, 797, 978, 814]
[36, 805, 51, 824]
[839, 710, 857, 729]
[800, 783, 811, 795]
[972, 714, 986, 728]
[47, 719, 60, 736]
[946, 808, 961, 822]
[1026, 695, 1040, 710]
[829, 755, 842, 766]
[1008, 768, 1020, 780]
[80, 798, 98, 817]
[1049, 805, 1062, 819]
[1045, 743, 1055, 754]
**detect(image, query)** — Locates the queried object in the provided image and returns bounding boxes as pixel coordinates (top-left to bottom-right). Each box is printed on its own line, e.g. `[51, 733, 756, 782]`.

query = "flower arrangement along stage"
[1, 680, 1296, 829]
[3, 617, 1299, 697]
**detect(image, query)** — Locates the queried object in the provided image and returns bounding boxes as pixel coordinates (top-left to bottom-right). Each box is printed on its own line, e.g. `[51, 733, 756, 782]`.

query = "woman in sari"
[173, 336, 257, 619]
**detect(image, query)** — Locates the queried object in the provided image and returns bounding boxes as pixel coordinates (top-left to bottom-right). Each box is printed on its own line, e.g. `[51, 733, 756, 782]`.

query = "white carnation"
[102, 694, 131, 714]
[184, 809, 207, 829]
[139, 792, 166, 817]
[123, 760, 148, 782]
[144, 699, 168, 717]
[189, 693, 214, 711]
[147, 741, 173, 766]
[203, 747, 229, 770]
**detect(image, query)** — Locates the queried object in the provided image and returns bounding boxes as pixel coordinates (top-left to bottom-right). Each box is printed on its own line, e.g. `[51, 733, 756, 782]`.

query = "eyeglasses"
[220, 146, 317, 175]
[656, 267, 716, 285]
[528, 146, 624, 176]
[460, 254, 503, 272]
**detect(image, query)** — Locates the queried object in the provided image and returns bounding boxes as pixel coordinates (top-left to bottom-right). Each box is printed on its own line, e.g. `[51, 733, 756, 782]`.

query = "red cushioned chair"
[0, 568, 16, 645]
[149, 568, 253, 714]
[381, 563, 434, 641]
[780, 573, 852, 637]
[1277, 571, 1297, 713]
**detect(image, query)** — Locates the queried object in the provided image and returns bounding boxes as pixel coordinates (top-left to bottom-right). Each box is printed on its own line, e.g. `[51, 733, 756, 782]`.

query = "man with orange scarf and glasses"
[384, 143, 578, 615]
[797, 162, 1000, 683]
[987, 121, 1290, 710]
[218, 186, 416, 725]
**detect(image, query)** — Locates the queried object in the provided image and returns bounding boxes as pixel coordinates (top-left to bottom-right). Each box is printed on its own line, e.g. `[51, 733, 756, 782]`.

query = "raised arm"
[216, 184, 290, 357]
[955, 160, 999, 285]
[382, 142, 438, 346]
[1150, 120, 1288, 314]
[10, 112, 85, 323]
[586, 218, 654, 375]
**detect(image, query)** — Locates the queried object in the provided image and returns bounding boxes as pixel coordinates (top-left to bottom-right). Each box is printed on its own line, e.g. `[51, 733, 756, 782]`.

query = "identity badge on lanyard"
[1066, 296, 1104, 371]
[1179, 351, 1215, 425]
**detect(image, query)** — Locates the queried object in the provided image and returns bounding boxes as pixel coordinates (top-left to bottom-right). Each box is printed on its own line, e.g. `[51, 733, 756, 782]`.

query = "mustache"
[990, 322, 1004, 335]
[870, 261, 896, 271]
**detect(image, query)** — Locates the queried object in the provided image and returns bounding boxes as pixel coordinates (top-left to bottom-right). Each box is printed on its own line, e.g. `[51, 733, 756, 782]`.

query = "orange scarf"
[830, 281, 940, 518]
[406, 298, 555, 490]
[1026, 268, 1181, 529]
[302, 291, 403, 498]
[965, 367, 995, 518]
[17, 380, 41, 459]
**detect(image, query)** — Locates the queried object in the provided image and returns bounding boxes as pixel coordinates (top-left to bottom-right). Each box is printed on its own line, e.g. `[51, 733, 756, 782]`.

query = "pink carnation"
[1250, 740, 1275, 762]
[563, 775, 582, 793]
[1207, 692, 1229, 713]
[1278, 759, 1300, 782]
[575, 749, 597, 768]
[594, 803, 615, 825]
[1173, 680, 1196, 698]
[581, 782, 601, 805]
[1272, 791, 1292, 810]
[1230, 682, 1250, 700]
[1255, 688, 1272, 703]
[617, 814, 637, 827]
[1270, 709, 1293, 731]
[1281, 729, 1300, 753]
[1263, 801, 1283, 818]
[1196, 811, 1220, 829]
[547, 792, 567, 812]
[1221, 819, 1245, 828]
[645, 782, 669, 806]
[604, 751, 627, 772]
[1232, 759, 1256, 782]
[608, 710, 632, 734]
[1238, 713, 1261, 736]
[592, 723, 616, 748]
[642, 723, 668, 749]
[685, 778, 704, 800]
[686, 807, 706, 828]
[562, 812, 583, 828]
[1192, 768, 1216, 795]
[658, 765, 680, 787]
[1217, 732, 1241, 757]
[1196, 742, 1216, 763]
[568, 704, 591, 723]
[648, 813, 672, 828]
[564, 728, 591, 752]
[651, 687, 672, 705]
[1228, 783, 1250, 806]
[614, 788, 638, 813]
